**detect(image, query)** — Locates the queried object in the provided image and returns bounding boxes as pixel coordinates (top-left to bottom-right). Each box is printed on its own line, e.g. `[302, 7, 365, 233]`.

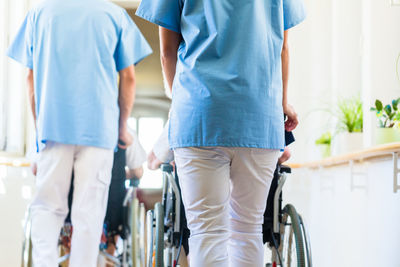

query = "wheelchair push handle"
[128, 177, 140, 187]
[161, 163, 174, 173]
[279, 165, 291, 174]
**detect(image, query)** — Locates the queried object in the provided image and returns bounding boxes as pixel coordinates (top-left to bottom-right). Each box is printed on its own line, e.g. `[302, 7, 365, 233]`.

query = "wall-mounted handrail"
[0, 160, 30, 167]
[288, 142, 400, 193]
[288, 142, 400, 169]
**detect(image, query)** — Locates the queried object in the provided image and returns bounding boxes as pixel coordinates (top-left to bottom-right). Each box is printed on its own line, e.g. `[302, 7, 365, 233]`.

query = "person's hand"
[170, 160, 176, 172]
[278, 148, 291, 164]
[31, 162, 37, 176]
[147, 150, 163, 170]
[283, 104, 298, 131]
[118, 128, 133, 149]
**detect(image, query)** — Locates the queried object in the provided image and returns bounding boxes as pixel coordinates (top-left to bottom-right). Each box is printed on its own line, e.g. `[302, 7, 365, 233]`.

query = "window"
[0, 0, 8, 151]
[127, 117, 137, 132]
[137, 117, 165, 189]
[1, 0, 30, 155]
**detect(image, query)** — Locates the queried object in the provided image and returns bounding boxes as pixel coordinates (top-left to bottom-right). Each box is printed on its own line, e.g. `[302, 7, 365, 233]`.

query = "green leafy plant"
[370, 98, 400, 128]
[315, 132, 332, 145]
[315, 132, 332, 158]
[336, 96, 363, 133]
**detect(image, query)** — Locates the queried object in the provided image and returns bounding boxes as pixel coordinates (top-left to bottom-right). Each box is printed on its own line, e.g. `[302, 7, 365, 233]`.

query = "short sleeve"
[7, 11, 34, 69]
[283, 0, 307, 30]
[114, 9, 153, 71]
[126, 129, 147, 169]
[136, 0, 182, 33]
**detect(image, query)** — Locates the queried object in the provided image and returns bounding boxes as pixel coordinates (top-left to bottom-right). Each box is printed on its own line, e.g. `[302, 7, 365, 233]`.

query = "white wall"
[285, 158, 400, 267]
[368, 1, 400, 140]
[0, 166, 34, 267]
[289, 0, 400, 162]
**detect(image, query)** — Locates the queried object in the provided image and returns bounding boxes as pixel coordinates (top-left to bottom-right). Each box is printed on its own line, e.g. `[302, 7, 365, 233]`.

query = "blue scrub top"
[7, 0, 152, 152]
[137, 0, 306, 150]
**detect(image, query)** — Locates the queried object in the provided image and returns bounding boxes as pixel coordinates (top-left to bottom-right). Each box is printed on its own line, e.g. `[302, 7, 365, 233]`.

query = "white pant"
[174, 147, 279, 267]
[31, 142, 113, 267]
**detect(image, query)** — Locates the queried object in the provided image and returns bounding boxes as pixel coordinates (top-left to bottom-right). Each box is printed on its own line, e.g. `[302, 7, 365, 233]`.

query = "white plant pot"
[375, 128, 400, 145]
[332, 132, 364, 155]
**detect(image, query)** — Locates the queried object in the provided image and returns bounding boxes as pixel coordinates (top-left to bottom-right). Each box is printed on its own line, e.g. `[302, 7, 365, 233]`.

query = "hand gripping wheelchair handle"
[128, 177, 140, 187]
[161, 163, 174, 173]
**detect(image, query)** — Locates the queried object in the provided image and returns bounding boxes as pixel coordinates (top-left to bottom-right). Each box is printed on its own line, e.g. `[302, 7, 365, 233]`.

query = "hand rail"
[288, 142, 400, 193]
[288, 142, 400, 169]
[0, 159, 30, 167]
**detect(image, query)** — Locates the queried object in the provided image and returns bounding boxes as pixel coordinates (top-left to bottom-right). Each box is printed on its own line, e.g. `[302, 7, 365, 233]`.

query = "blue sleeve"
[135, 0, 183, 34]
[7, 11, 34, 69]
[114, 9, 153, 71]
[283, 0, 307, 30]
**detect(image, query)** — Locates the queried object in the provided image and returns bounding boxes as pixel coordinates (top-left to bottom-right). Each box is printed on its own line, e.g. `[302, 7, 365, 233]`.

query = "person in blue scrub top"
[7, 1, 152, 266]
[136, 0, 306, 266]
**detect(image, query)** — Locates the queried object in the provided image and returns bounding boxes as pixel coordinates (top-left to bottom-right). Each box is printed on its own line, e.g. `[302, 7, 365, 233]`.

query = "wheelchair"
[20, 177, 146, 267]
[146, 163, 313, 267]
[146, 164, 183, 267]
[99, 177, 146, 267]
[263, 165, 313, 267]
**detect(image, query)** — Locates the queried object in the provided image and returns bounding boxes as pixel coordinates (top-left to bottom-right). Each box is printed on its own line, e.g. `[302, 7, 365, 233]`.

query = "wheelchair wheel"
[130, 198, 140, 267]
[146, 202, 164, 267]
[139, 203, 146, 267]
[154, 203, 164, 267]
[146, 210, 154, 267]
[130, 199, 147, 267]
[21, 211, 33, 267]
[299, 215, 313, 267]
[279, 204, 306, 267]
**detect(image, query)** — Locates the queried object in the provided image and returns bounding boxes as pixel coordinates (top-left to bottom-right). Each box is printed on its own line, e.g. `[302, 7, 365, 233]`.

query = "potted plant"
[370, 98, 400, 145]
[332, 95, 363, 155]
[315, 132, 332, 158]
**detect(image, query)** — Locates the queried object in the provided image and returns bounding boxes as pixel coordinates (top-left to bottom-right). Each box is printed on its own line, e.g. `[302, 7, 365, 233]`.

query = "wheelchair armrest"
[279, 165, 291, 174]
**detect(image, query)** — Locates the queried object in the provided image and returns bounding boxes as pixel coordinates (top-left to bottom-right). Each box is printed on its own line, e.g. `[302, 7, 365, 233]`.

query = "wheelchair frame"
[145, 163, 313, 267]
[146, 163, 182, 267]
[266, 166, 313, 267]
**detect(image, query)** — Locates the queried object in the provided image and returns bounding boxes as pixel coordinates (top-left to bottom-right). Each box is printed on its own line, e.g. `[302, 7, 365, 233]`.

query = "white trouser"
[174, 147, 279, 267]
[30, 142, 114, 267]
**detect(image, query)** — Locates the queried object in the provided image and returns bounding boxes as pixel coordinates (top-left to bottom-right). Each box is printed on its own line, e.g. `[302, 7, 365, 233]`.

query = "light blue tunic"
[7, 0, 152, 151]
[137, 0, 306, 150]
